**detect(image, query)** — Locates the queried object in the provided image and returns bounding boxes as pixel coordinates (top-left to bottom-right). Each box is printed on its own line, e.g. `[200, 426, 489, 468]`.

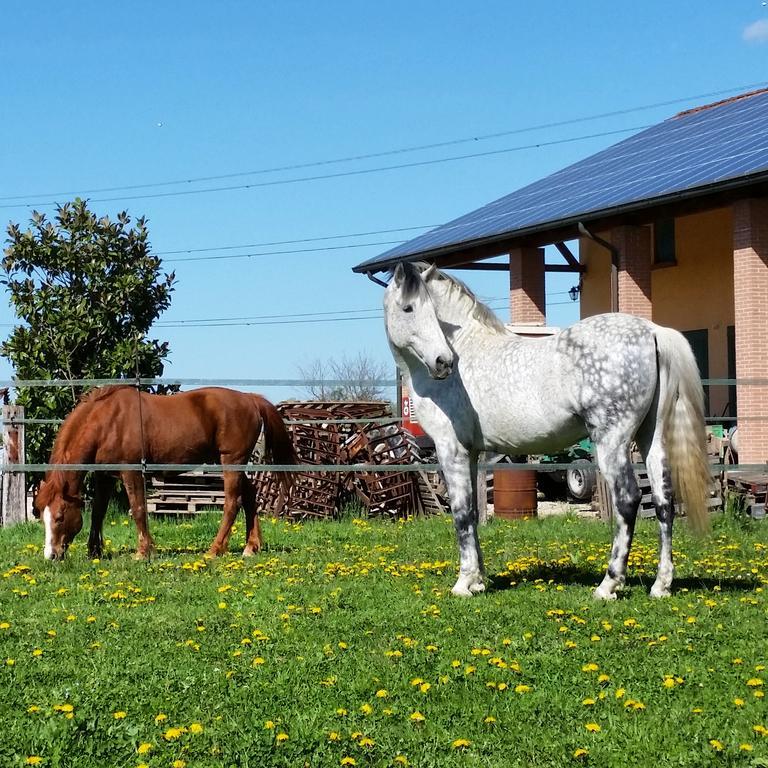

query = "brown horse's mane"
[79, 385, 135, 405]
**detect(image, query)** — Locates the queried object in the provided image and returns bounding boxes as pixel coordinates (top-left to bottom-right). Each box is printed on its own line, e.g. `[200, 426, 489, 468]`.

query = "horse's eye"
[403, 304, 413, 313]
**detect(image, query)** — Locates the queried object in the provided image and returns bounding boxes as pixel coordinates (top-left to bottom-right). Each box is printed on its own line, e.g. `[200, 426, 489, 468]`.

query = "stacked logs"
[252, 401, 446, 520]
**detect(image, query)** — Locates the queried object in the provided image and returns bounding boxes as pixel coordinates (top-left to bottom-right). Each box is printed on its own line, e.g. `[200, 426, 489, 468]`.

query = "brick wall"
[733, 198, 768, 464]
[612, 225, 652, 318]
[509, 247, 545, 325]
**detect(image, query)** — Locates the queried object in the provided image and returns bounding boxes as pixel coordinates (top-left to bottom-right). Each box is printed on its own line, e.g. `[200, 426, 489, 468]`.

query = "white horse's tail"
[654, 325, 711, 534]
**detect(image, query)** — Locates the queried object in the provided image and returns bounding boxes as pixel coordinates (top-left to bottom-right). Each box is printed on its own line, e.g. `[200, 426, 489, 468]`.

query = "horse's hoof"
[242, 547, 259, 557]
[134, 551, 150, 561]
[650, 584, 671, 598]
[469, 582, 486, 594]
[451, 584, 473, 597]
[593, 587, 617, 601]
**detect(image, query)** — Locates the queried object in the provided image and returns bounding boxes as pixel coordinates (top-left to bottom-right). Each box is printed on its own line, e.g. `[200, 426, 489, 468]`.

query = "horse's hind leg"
[88, 474, 114, 558]
[637, 417, 676, 598]
[208, 471, 242, 556]
[122, 471, 155, 559]
[593, 436, 641, 600]
[241, 478, 262, 556]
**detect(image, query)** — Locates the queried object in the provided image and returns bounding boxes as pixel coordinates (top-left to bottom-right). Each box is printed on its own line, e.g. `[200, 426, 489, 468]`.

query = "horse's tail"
[654, 325, 711, 534]
[253, 395, 297, 495]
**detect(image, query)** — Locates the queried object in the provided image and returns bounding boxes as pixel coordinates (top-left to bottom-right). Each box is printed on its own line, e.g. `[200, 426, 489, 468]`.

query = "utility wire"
[1, 81, 763, 202]
[0, 126, 648, 209]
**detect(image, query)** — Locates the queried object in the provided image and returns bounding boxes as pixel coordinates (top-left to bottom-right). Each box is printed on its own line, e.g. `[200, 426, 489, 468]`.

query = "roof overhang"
[353, 172, 768, 275]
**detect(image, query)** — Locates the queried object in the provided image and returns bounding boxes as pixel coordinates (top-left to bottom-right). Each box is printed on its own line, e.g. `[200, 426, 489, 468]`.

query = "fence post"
[2, 404, 28, 526]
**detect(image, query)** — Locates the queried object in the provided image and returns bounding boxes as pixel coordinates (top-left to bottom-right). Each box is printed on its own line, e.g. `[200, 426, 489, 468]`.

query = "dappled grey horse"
[383, 261, 710, 599]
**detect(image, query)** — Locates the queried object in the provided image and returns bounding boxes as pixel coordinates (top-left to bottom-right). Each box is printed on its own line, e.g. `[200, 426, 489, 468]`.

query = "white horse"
[383, 261, 710, 599]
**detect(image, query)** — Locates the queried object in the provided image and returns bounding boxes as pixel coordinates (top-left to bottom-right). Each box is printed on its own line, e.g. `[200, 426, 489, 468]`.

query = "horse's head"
[35, 477, 84, 560]
[383, 261, 454, 380]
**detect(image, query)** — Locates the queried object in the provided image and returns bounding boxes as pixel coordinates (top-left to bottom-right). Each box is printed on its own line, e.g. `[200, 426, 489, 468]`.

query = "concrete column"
[612, 225, 652, 318]
[509, 247, 545, 325]
[733, 198, 768, 464]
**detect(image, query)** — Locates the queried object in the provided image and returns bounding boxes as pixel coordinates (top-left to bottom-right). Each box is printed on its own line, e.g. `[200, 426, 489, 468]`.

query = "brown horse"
[33, 386, 296, 560]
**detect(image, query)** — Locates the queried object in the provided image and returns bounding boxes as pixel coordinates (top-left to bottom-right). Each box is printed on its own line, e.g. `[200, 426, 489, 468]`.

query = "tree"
[298, 352, 391, 402]
[1, 199, 176, 467]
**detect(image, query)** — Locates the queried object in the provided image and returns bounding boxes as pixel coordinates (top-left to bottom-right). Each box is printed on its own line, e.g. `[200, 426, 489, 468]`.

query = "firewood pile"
[252, 401, 447, 520]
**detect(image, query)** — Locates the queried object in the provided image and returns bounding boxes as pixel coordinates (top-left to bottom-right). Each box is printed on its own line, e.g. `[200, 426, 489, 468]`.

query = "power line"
[1, 81, 763, 203]
[0, 126, 648, 210]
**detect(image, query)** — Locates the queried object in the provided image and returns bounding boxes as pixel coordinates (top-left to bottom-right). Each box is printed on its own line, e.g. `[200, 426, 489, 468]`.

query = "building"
[353, 88, 768, 463]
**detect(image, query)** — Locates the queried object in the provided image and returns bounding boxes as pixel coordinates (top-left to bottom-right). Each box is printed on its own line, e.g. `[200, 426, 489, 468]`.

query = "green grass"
[1, 508, 767, 768]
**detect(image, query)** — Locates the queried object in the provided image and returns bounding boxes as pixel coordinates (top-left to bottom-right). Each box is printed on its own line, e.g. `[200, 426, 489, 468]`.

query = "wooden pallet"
[147, 472, 226, 515]
[725, 473, 768, 519]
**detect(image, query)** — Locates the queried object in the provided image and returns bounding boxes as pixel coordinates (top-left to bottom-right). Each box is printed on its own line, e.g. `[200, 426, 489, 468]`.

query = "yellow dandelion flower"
[328, 731, 341, 741]
[189, 722, 204, 734]
[264, 720, 275, 729]
[451, 739, 471, 749]
[0, 622, 10, 630]
[32, 649, 43, 657]
[252, 657, 265, 667]
[394, 756, 409, 765]
[53, 704, 74, 713]
[409, 711, 425, 723]
[747, 678, 764, 687]
[598, 674, 610, 683]
[615, 688, 625, 699]
[360, 703, 373, 715]
[375, 689, 388, 698]
[359, 737, 374, 747]
[582, 663, 599, 672]
[582, 698, 596, 706]
[663, 678, 676, 689]
[740, 743, 753, 751]
[340, 759, 356, 767]
[276, 732, 289, 743]
[336, 708, 348, 716]
[155, 713, 167, 723]
[419, 683, 431, 693]
[172, 761, 186, 768]
[755, 691, 765, 699]
[734, 698, 745, 707]
[25, 758, 43, 766]
[709, 739, 724, 751]
[113, 711, 127, 719]
[164, 727, 183, 740]
[27, 706, 40, 713]
[585, 722, 601, 732]
[137, 743, 153, 755]
[514, 684, 531, 694]
[574, 747, 589, 758]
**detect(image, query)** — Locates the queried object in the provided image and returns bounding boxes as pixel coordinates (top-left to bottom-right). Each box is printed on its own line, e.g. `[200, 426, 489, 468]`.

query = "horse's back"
[555, 314, 659, 437]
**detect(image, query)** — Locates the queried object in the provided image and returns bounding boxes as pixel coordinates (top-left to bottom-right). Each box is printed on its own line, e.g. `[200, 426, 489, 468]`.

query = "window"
[653, 218, 676, 265]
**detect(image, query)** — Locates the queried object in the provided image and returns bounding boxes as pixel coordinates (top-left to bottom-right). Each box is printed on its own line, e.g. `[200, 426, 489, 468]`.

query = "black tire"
[566, 459, 597, 501]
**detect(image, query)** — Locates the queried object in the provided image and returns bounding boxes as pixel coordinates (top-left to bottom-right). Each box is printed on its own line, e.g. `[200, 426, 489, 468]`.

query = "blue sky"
[1, 1, 767, 402]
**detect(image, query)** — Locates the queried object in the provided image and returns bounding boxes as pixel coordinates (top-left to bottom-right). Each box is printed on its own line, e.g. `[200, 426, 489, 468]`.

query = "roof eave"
[352, 171, 768, 275]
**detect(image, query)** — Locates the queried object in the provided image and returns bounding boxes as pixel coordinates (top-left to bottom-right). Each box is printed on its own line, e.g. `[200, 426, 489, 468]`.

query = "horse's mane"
[412, 261, 508, 334]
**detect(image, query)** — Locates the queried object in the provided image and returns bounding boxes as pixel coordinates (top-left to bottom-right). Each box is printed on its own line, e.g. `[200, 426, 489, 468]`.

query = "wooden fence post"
[2, 404, 28, 526]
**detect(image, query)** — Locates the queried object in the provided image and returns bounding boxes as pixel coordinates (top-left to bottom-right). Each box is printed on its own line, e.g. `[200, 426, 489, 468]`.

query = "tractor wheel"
[566, 459, 597, 501]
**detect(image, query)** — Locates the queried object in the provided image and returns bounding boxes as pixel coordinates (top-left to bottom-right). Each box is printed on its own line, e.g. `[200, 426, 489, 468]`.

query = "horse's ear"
[392, 262, 406, 286]
[423, 263, 437, 281]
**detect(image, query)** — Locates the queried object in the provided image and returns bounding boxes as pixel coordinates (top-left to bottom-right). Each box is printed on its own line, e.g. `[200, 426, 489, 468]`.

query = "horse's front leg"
[122, 471, 155, 559]
[88, 474, 114, 558]
[439, 445, 485, 597]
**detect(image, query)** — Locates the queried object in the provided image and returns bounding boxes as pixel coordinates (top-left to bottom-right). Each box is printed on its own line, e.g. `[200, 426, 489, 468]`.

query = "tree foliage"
[1, 199, 176, 466]
[298, 352, 392, 402]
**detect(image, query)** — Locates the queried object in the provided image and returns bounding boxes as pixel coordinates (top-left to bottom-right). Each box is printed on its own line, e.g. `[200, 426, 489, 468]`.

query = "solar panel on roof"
[354, 89, 768, 273]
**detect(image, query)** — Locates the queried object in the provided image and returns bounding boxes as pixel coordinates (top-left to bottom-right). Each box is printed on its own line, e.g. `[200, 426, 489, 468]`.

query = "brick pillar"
[509, 247, 545, 325]
[611, 225, 652, 318]
[733, 198, 768, 464]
